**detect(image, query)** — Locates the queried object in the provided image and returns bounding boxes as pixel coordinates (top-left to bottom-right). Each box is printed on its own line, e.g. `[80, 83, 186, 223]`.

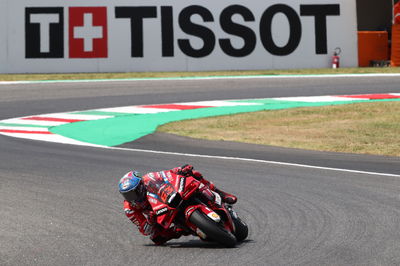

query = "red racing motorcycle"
[144, 171, 248, 247]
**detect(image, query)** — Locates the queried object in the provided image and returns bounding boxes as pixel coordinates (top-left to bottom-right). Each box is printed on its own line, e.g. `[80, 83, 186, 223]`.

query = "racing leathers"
[123, 165, 237, 245]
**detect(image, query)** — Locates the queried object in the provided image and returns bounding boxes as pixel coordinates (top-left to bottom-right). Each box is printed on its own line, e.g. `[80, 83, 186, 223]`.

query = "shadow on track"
[144, 239, 253, 249]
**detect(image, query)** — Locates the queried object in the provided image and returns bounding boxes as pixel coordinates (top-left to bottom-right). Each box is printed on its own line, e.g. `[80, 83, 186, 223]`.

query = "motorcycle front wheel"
[232, 216, 248, 242]
[189, 210, 237, 248]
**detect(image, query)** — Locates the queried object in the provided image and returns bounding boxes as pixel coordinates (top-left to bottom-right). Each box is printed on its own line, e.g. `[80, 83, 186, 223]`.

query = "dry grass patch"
[158, 102, 400, 156]
[1, 67, 400, 81]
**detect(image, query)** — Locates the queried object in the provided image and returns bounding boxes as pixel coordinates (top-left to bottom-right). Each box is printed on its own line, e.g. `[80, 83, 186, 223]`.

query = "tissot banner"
[0, 0, 358, 73]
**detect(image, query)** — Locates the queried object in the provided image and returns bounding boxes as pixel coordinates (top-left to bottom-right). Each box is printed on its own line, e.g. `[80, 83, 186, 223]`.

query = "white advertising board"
[0, 0, 358, 73]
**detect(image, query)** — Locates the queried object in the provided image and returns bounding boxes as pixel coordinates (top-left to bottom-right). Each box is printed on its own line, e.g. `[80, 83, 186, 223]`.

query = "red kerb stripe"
[22, 116, 85, 123]
[0, 129, 52, 134]
[337, 94, 400, 100]
[141, 104, 212, 110]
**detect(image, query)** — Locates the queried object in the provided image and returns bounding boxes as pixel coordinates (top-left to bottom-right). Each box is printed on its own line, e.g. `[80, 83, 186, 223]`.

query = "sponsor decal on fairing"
[178, 177, 186, 193]
[207, 212, 221, 222]
[148, 197, 158, 204]
[146, 191, 160, 201]
[212, 191, 222, 205]
[185, 206, 196, 218]
[167, 192, 177, 204]
[155, 207, 168, 216]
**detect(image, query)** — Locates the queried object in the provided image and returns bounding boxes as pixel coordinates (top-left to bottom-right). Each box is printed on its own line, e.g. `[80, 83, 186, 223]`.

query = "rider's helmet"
[118, 171, 146, 202]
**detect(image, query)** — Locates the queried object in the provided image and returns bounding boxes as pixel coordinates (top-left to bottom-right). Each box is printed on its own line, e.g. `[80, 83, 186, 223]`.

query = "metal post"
[393, 0, 395, 24]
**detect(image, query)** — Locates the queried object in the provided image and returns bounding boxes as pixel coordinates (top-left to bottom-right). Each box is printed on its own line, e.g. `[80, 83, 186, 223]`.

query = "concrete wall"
[0, 0, 358, 73]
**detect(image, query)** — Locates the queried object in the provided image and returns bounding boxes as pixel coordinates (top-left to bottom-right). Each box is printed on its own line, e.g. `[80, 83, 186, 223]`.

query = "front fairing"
[186, 188, 235, 233]
[145, 172, 200, 205]
[144, 171, 207, 230]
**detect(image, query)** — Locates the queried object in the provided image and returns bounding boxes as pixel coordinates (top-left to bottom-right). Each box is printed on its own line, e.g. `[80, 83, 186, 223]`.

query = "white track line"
[0, 93, 398, 177]
[37, 113, 112, 120]
[96, 106, 178, 114]
[106, 146, 400, 178]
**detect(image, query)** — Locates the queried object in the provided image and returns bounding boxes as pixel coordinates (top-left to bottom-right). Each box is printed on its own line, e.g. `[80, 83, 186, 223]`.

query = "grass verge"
[158, 101, 400, 157]
[1, 67, 400, 81]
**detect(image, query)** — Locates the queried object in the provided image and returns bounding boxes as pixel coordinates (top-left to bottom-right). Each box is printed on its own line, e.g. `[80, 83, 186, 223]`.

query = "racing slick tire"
[189, 210, 237, 248]
[232, 216, 248, 242]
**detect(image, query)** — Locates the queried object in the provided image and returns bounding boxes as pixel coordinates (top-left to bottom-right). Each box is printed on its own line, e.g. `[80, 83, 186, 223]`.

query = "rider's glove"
[192, 170, 203, 180]
[140, 221, 154, 236]
[180, 164, 194, 176]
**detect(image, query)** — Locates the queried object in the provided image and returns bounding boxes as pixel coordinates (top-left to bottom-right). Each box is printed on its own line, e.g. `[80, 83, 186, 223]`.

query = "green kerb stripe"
[50, 98, 400, 147]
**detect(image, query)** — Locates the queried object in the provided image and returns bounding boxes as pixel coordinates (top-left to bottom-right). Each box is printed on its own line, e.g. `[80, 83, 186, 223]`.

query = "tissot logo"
[25, 4, 341, 60]
[25, 6, 108, 59]
[21, 1, 351, 72]
[69, 7, 108, 58]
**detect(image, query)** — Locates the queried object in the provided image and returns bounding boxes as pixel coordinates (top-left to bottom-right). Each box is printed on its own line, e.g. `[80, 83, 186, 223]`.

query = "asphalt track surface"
[1, 76, 400, 265]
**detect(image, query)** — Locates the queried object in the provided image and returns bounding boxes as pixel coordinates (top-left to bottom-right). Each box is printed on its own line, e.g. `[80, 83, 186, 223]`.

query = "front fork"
[184, 203, 221, 224]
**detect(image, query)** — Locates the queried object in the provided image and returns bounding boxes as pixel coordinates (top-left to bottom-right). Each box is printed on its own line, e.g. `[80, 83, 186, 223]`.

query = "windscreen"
[146, 174, 177, 204]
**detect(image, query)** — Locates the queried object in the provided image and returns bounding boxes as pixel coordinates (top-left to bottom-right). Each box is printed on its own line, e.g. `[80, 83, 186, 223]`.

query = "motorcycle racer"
[118, 164, 237, 245]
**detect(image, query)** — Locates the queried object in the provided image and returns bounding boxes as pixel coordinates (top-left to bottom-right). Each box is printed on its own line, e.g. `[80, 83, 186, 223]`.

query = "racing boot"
[173, 224, 191, 236]
[215, 188, 237, 204]
[151, 227, 182, 245]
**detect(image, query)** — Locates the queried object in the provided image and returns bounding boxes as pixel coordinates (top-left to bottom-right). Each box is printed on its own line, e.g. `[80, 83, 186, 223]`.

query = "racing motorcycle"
[145, 171, 248, 247]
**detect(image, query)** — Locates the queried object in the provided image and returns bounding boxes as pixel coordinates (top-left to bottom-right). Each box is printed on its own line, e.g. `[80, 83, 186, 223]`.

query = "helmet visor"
[123, 182, 145, 202]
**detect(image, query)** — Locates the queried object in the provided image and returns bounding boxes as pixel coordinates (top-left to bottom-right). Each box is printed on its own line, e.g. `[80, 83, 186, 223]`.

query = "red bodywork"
[143, 171, 234, 234]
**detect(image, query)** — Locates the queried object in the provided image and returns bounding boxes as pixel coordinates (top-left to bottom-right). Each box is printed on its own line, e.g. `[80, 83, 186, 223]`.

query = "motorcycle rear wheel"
[189, 210, 237, 248]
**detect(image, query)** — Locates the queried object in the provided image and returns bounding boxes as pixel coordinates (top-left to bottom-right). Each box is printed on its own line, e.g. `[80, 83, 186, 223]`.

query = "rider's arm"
[123, 201, 154, 236]
[193, 170, 216, 190]
[172, 165, 237, 204]
[171, 165, 216, 190]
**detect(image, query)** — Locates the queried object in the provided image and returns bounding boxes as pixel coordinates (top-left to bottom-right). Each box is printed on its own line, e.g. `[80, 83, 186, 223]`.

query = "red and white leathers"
[123, 165, 237, 245]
